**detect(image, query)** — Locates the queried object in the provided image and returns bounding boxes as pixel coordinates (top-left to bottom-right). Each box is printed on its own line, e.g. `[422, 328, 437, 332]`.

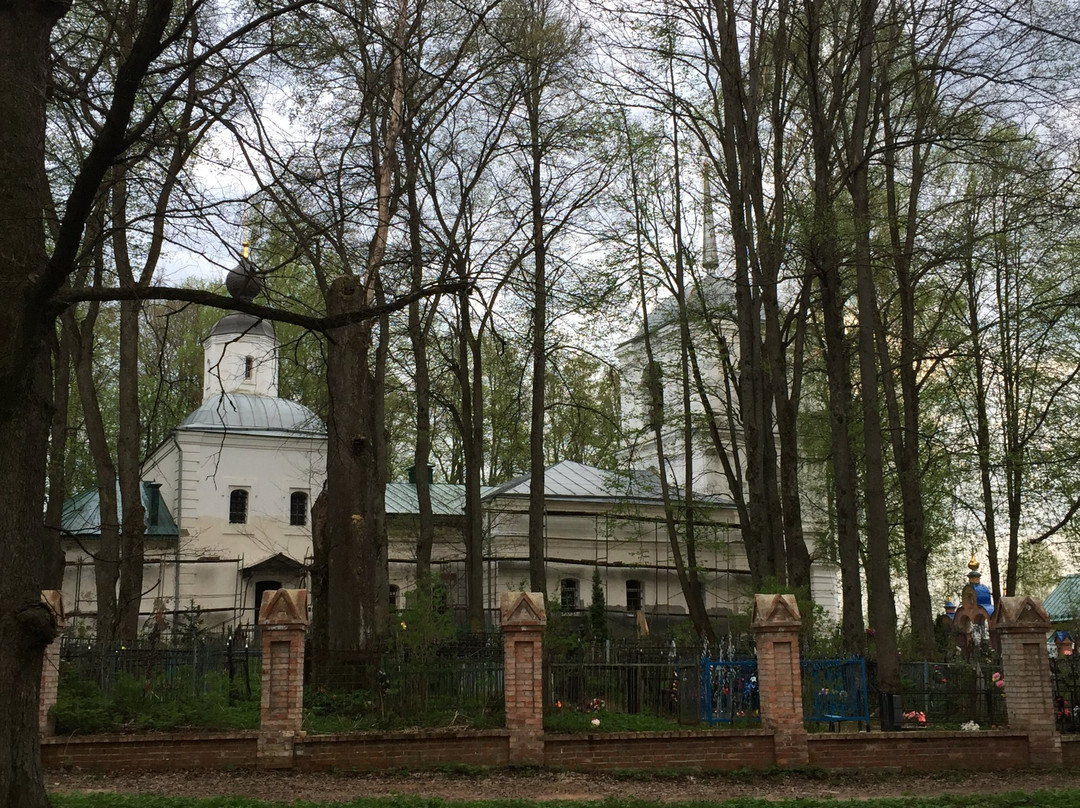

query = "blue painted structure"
[699, 658, 759, 725]
[801, 657, 870, 727]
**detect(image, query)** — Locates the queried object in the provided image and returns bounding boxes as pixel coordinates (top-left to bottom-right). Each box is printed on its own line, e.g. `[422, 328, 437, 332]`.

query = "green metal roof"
[385, 482, 472, 517]
[60, 481, 179, 539]
[482, 459, 735, 508]
[1044, 573, 1080, 623]
[178, 393, 325, 437]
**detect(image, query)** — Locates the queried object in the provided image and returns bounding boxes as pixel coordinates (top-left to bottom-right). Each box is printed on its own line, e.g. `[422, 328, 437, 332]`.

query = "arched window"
[244, 356, 254, 379]
[560, 578, 579, 611]
[289, 491, 308, 526]
[229, 488, 249, 524]
[625, 579, 643, 612]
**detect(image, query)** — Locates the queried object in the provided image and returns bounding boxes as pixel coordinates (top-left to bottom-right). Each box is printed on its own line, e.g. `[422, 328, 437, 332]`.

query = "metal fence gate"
[699, 658, 759, 725]
[802, 657, 869, 728]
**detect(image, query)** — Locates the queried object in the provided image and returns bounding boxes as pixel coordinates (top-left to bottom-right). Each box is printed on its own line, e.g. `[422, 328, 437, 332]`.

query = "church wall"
[202, 332, 279, 400]
[482, 495, 750, 622]
[166, 430, 325, 627]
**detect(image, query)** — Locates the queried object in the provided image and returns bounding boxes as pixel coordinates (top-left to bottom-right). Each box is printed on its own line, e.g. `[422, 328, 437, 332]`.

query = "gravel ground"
[46, 767, 1075, 803]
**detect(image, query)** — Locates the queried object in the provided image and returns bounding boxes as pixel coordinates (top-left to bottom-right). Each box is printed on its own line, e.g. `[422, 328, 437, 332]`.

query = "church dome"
[207, 312, 275, 340]
[178, 392, 324, 436]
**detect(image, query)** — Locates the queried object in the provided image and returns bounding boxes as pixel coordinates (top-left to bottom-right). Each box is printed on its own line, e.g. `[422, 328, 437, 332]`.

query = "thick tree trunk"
[0, 2, 65, 803]
[309, 486, 329, 651]
[0, 357, 57, 808]
[324, 276, 387, 653]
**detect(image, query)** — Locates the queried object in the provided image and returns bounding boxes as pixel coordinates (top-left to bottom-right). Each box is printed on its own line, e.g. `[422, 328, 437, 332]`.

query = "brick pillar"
[39, 590, 65, 737]
[258, 588, 308, 768]
[990, 596, 1060, 766]
[502, 591, 546, 765]
[752, 593, 808, 767]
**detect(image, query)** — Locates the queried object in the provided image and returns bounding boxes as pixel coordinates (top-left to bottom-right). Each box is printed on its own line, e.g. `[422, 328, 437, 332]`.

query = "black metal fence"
[872, 661, 1008, 728]
[303, 632, 505, 731]
[59, 634, 262, 699]
[55, 634, 262, 733]
[1051, 654, 1080, 732]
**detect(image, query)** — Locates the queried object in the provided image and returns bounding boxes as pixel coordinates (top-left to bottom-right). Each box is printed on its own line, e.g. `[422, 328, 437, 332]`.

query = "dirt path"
[46, 767, 1073, 803]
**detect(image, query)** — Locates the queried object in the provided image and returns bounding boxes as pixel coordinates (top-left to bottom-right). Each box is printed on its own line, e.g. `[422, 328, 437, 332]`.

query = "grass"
[49, 791, 1080, 808]
[53, 670, 260, 734]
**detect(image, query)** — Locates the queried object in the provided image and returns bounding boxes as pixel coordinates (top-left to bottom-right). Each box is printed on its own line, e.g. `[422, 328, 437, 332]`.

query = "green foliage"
[52, 668, 260, 734]
[587, 567, 609, 643]
[392, 576, 457, 657]
[543, 592, 583, 661]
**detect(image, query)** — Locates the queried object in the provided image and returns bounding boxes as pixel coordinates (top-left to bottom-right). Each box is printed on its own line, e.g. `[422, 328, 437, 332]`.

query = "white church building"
[60, 298, 838, 635]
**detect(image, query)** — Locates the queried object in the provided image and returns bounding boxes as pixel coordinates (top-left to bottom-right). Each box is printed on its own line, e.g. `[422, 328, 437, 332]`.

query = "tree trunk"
[44, 322, 76, 590]
[878, 88, 936, 659]
[526, 78, 548, 598]
[71, 301, 121, 643]
[0, 352, 57, 808]
[324, 276, 387, 653]
[466, 308, 487, 630]
[405, 138, 435, 582]
[802, 0, 865, 656]
[112, 172, 147, 642]
[849, 0, 899, 693]
[0, 1, 65, 802]
[964, 242, 1001, 602]
[309, 485, 329, 651]
[116, 296, 146, 640]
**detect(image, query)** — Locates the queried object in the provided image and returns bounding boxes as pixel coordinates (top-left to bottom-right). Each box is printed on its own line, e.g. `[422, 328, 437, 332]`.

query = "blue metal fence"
[802, 657, 869, 727]
[699, 658, 759, 725]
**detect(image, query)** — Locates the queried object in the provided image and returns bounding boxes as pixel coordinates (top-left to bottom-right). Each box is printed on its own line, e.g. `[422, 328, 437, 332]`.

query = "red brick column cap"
[990, 596, 1050, 634]
[501, 592, 546, 627]
[260, 589, 309, 626]
[751, 593, 801, 631]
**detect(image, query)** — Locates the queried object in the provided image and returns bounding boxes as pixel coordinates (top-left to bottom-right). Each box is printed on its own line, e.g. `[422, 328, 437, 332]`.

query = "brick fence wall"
[42, 729, 1076, 772]
[41, 589, 1078, 773]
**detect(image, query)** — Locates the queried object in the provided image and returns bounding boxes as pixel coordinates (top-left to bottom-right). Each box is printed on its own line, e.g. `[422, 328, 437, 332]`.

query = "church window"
[244, 356, 254, 379]
[626, 579, 643, 612]
[560, 578, 579, 611]
[289, 491, 308, 526]
[229, 488, 249, 524]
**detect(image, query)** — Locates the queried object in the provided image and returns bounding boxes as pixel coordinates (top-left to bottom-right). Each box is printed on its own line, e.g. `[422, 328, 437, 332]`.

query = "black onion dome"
[226, 255, 262, 302]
